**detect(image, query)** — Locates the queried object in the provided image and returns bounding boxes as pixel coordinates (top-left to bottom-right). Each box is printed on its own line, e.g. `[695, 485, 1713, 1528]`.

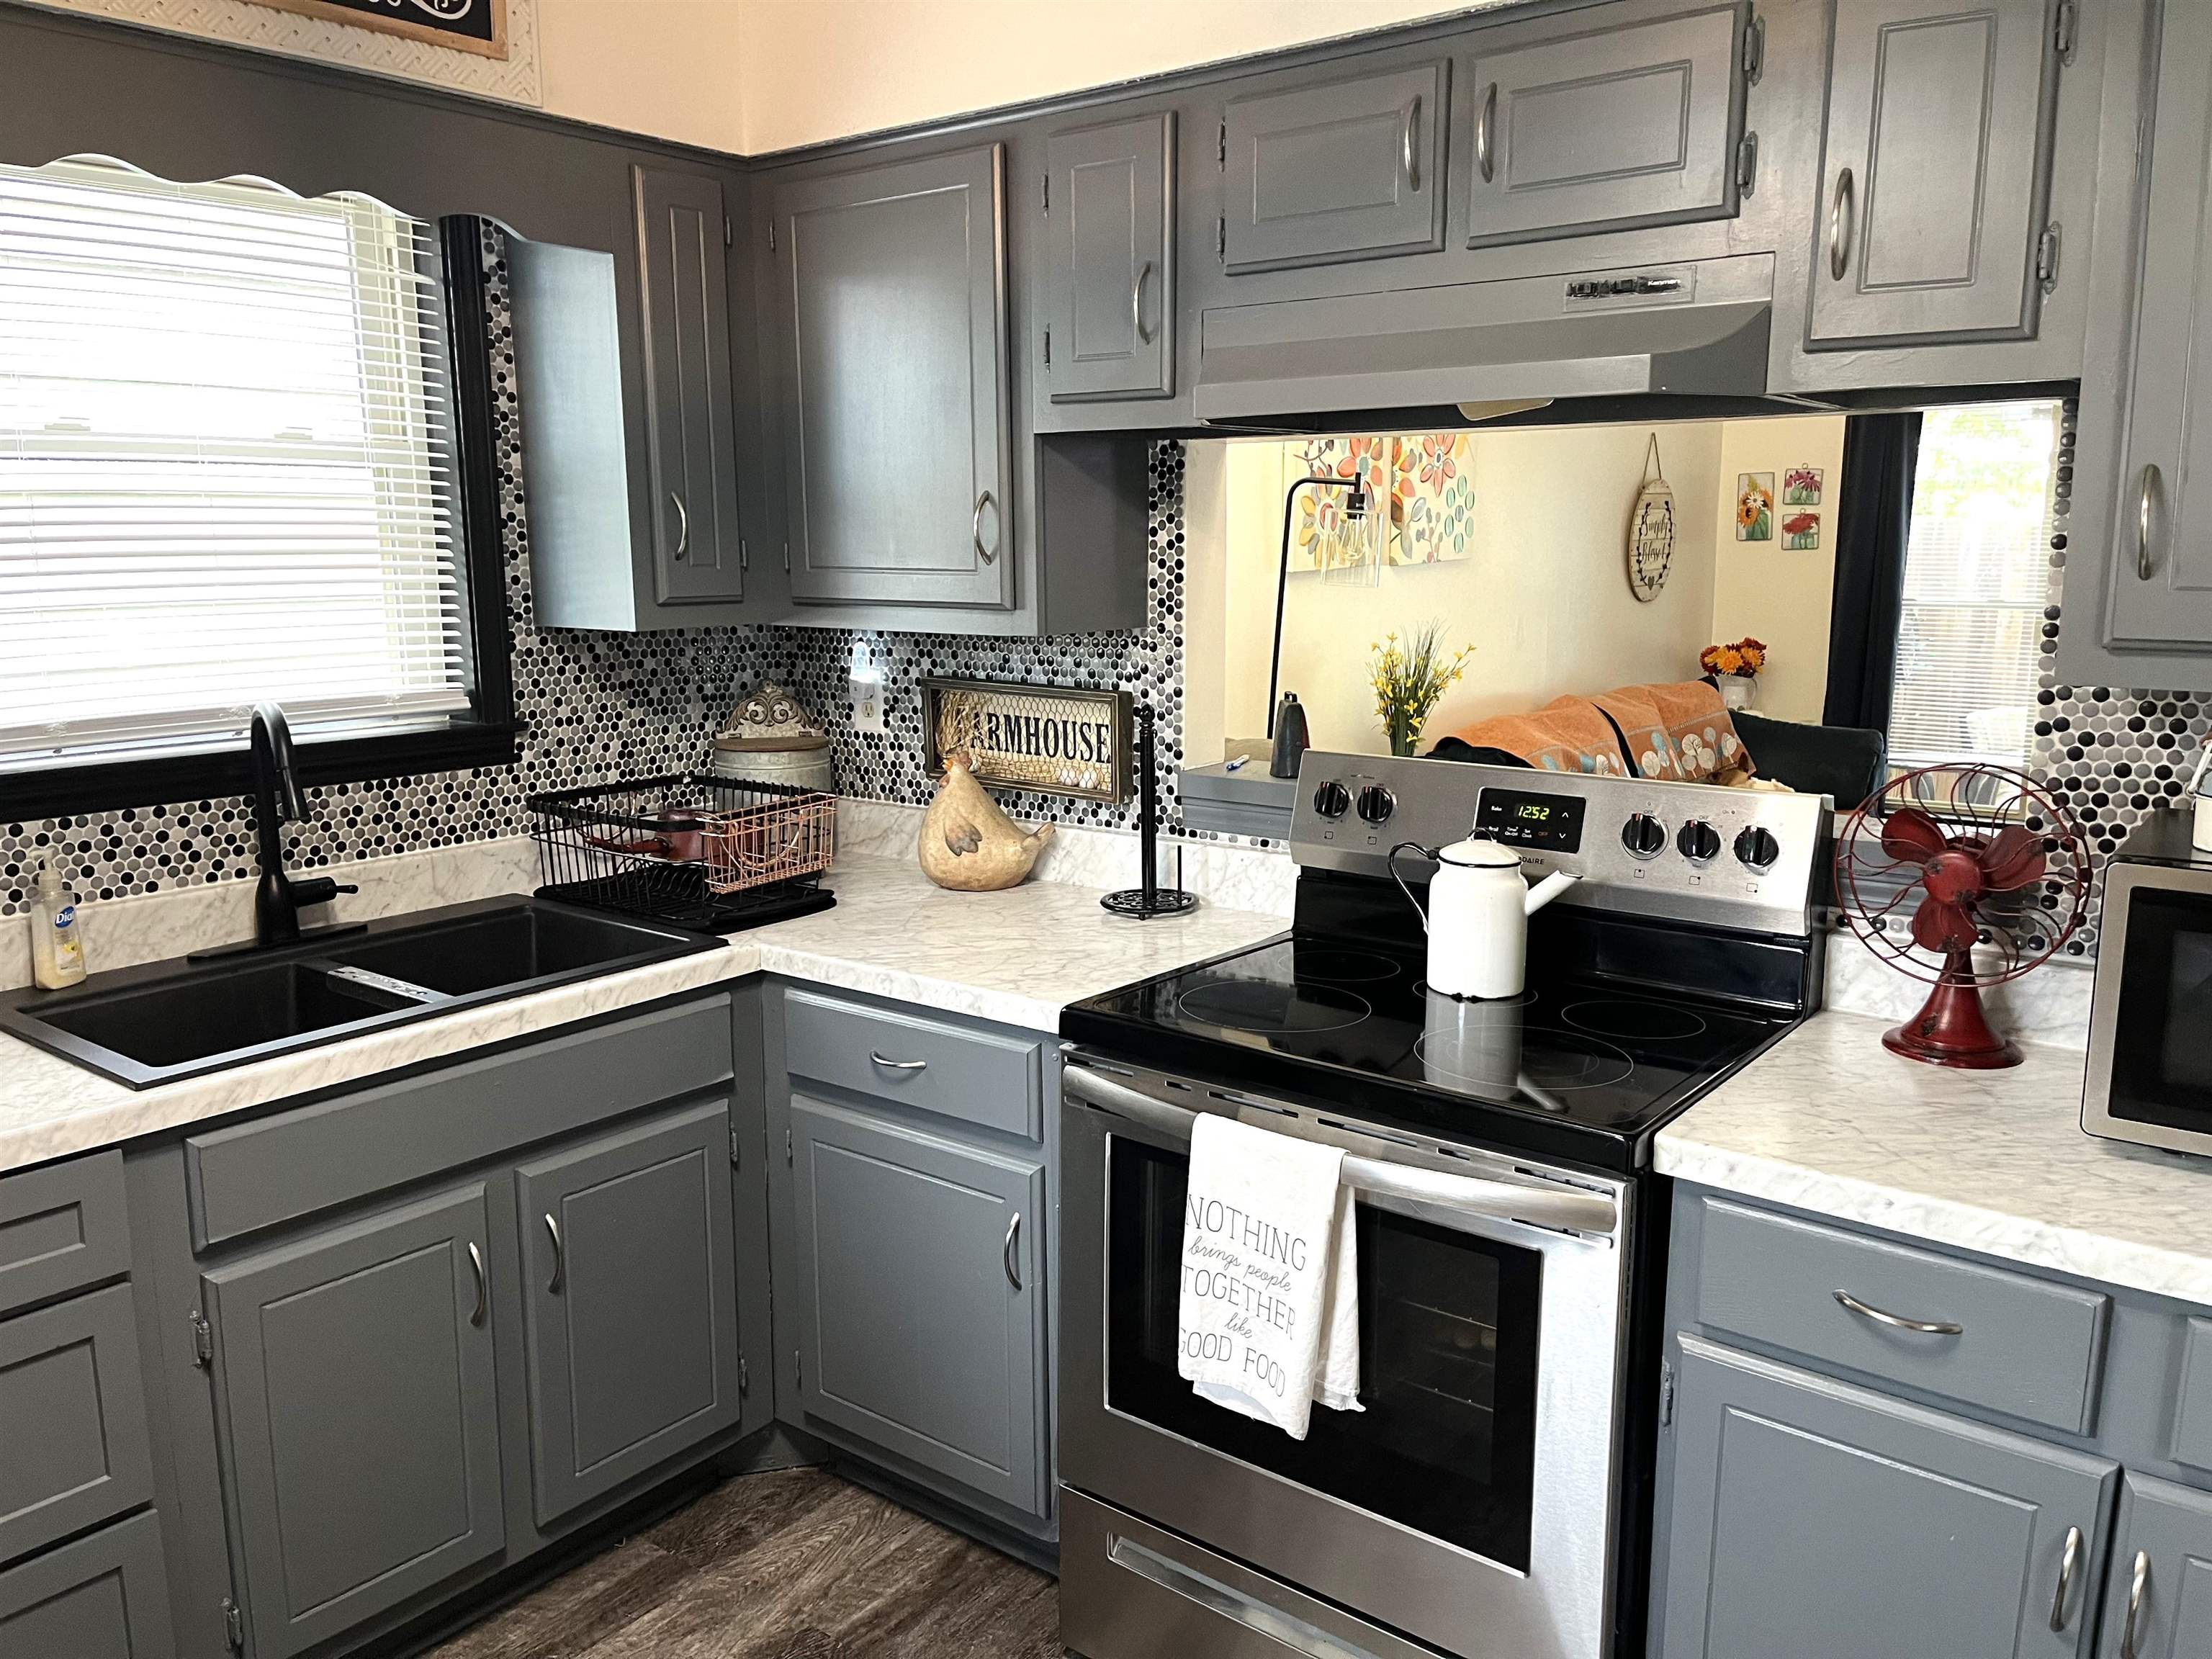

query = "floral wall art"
[1735, 472, 1775, 541]
[1293, 433, 1476, 569]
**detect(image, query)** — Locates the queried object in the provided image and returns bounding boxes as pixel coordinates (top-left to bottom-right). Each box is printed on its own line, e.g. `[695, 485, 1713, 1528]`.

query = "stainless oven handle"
[1065, 1065, 1618, 1236]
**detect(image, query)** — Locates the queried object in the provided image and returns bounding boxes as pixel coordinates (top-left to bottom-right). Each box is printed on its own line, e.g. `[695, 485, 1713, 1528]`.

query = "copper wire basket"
[527, 773, 837, 932]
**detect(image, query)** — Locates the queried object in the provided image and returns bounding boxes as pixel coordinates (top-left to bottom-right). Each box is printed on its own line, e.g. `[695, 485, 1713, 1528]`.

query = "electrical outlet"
[850, 667, 886, 735]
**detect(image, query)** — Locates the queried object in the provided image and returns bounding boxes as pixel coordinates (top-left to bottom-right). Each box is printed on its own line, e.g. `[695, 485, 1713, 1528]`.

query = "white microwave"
[2082, 814, 2212, 1156]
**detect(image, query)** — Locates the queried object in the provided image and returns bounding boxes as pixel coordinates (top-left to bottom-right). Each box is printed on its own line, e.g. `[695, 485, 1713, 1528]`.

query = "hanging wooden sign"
[921, 678, 1132, 804]
[240, 0, 510, 58]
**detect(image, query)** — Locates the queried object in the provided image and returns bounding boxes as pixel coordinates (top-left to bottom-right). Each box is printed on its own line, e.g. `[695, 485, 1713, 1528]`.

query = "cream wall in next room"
[1709, 413, 1849, 724]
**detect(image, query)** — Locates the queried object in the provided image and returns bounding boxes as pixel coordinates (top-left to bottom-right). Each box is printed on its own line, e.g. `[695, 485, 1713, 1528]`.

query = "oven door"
[2085, 862, 2212, 1153]
[1061, 1061, 1632, 1659]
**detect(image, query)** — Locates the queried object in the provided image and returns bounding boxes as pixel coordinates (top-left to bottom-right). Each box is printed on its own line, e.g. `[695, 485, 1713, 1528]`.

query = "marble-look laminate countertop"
[1657, 1010, 2212, 1305]
[0, 853, 1283, 1175]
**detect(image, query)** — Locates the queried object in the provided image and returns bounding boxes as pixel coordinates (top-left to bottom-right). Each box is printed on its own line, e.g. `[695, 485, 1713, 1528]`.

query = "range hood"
[1194, 254, 1773, 426]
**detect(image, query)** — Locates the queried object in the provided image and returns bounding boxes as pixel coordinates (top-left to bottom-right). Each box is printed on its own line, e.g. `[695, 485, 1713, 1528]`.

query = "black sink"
[0, 897, 720, 1089]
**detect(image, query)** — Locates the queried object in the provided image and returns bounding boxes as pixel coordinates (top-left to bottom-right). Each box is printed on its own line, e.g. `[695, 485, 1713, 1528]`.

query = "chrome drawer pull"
[1132, 259, 1156, 343]
[972, 490, 996, 563]
[1401, 94, 1423, 192]
[670, 491, 690, 562]
[2051, 1525, 2083, 1631]
[1833, 1288, 1962, 1335]
[1003, 1212, 1023, 1290]
[870, 1051, 927, 1072]
[1828, 166, 1856, 281]
[2121, 1548, 2149, 1657]
[2139, 463, 2160, 580]
[1475, 84, 1496, 184]
[544, 1213, 565, 1295]
[467, 1241, 487, 1328]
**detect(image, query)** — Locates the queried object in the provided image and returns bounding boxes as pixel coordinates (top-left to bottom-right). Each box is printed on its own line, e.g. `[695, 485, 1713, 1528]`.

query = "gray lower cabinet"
[515, 1099, 742, 1528]
[0, 1512, 176, 1659]
[1807, 0, 2062, 348]
[1220, 58, 1447, 274]
[202, 1184, 504, 1659]
[2100, 1474, 2212, 1658]
[1461, 3, 1744, 248]
[769, 145, 1012, 610]
[0, 1285, 156, 1566]
[783, 1094, 1048, 1517]
[1660, 1335, 2116, 1659]
[1043, 112, 1175, 402]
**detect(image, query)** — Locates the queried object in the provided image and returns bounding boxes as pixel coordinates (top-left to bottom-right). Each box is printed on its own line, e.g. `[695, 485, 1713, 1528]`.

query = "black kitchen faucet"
[248, 702, 359, 948]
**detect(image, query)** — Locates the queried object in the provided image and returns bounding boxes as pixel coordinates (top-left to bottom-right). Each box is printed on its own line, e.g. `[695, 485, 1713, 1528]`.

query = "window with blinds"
[0, 156, 470, 770]
[1887, 401, 2062, 773]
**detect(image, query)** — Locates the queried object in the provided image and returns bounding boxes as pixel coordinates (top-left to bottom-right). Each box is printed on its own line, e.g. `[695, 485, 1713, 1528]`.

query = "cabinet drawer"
[184, 994, 733, 1249]
[0, 1510, 176, 1659]
[782, 988, 1043, 1139]
[1692, 1197, 2108, 1434]
[0, 1285, 154, 1567]
[0, 1151, 130, 1316]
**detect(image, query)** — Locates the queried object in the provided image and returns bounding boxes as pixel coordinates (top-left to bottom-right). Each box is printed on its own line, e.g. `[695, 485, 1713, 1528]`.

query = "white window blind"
[1888, 401, 2060, 773]
[0, 156, 469, 768]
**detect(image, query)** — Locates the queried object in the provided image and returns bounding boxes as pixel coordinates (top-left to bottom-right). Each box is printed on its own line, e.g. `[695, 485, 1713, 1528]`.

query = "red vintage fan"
[1835, 764, 2092, 1069]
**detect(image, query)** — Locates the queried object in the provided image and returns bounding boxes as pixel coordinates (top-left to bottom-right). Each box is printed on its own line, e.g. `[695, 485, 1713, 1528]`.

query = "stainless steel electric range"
[1057, 753, 1832, 1659]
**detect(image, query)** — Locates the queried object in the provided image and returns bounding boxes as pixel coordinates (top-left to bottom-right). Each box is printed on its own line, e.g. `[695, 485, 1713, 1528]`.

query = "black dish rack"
[527, 774, 837, 934]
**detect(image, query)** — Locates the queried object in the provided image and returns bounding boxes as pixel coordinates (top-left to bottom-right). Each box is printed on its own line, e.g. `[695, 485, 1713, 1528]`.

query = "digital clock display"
[1477, 788, 1586, 854]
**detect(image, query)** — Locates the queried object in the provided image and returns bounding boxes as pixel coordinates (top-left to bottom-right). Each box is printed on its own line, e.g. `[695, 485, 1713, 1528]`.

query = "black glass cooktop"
[1063, 933, 1797, 1169]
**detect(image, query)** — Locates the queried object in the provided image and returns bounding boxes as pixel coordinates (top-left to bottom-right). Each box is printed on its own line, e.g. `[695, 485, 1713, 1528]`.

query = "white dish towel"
[1177, 1112, 1363, 1440]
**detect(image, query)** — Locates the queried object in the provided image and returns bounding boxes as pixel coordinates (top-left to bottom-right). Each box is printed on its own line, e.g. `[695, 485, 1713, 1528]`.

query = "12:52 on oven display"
[1477, 788, 1586, 854]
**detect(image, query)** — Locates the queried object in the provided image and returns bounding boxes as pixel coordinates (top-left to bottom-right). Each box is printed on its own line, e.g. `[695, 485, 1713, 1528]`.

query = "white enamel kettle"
[1391, 833, 1582, 1000]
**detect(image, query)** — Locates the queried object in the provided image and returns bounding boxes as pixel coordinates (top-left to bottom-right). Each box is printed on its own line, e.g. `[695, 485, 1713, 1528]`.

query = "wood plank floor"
[430, 1468, 1062, 1659]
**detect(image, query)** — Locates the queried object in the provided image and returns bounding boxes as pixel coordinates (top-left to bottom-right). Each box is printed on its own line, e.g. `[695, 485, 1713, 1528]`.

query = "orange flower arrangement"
[1700, 637, 1768, 679]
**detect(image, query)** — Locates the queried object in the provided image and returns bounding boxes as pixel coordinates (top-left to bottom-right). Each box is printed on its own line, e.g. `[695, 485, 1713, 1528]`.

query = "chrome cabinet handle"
[972, 490, 996, 564]
[2121, 1548, 2149, 1657]
[1003, 1212, 1023, 1290]
[1132, 259, 1156, 343]
[544, 1213, 565, 1295]
[1401, 94, 1424, 192]
[1475, 84, 1496, 184]
[669, 491, 690, 562]
[2139, 463, 2160, 580]
[870, 1051, 927, 1071]
[2050, 1525, 2083, 1631]
[1833, 1289, 1963, 1335]
[467, 1241, 487, 1328]
[1828, 166, 1856, 281]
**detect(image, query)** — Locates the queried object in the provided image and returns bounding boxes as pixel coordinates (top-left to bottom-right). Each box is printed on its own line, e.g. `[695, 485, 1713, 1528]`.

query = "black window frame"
[0, 215, 518, 822]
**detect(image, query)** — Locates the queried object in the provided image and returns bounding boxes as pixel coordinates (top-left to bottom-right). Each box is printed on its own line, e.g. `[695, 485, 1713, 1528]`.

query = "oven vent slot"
[1317, 1116, 1421, 1149]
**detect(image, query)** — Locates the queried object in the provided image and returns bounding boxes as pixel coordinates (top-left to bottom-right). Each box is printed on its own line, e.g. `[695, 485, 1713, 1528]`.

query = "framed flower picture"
[1781, 511, 1820, 549]
[1782, 464, 1824, 505]
[1735, 472, 1774, 541]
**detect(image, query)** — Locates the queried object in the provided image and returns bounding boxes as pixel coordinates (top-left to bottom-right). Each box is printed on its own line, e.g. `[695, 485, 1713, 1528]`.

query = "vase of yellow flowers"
[1370, 624, 1473, 757]
[1700, 637, 1768, 711]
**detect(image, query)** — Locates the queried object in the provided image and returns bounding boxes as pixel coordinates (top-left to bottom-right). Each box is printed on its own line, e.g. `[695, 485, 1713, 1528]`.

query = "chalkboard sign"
[241, 0, 509, 58]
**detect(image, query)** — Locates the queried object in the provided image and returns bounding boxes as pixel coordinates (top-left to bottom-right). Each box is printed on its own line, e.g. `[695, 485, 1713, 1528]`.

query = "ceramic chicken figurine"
[919, 756, 1055, 891]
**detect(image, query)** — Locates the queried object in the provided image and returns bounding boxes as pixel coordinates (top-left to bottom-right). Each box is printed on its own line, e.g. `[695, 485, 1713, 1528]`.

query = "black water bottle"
[1269, 692, 1310, 779]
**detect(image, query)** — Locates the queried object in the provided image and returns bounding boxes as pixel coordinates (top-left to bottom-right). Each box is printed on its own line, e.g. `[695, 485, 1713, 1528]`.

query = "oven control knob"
[1313, 780, 1352, 819]
[1356, 785, 1396, 824]
[1622, 813, 1668, 859]
[1735, 826, 1781, 871]
[1677, 819, 1722, 863]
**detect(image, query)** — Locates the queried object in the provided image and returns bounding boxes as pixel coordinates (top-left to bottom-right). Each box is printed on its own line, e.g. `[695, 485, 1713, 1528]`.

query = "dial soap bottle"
[30, 860, 86, 990]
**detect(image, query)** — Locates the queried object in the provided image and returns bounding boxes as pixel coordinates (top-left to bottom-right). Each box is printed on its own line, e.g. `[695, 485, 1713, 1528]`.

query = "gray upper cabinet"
[634, 166, 745, 606]
[515, 1100, 743, 1529]
[1221, 59, 1447, 273]
[1461, 4, 1745, 248]
[1659, 1336, 2116, 1659]
[783, 1095, 1048, 1517]
[1045, 112, 1176, 401]
[1807, 0, 2062, 348]
[2099, 1475, 2212, 1659]
[770, 145, 1013, 609]
[203, 1185, 505, 1659]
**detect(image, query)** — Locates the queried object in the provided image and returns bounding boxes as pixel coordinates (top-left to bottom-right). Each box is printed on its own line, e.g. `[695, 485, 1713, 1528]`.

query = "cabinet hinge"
[2038, 222, 2063, 292]
[1043, 325, 1051, 369]
[729, 1122, 742, 1167]
[1660, 1359, 1676, 1428]
[724, 216, 734, 248]
[221, 1596, 244, 1653]
[1218, 118, 1227, 171]
[1041, 171, 1050, 215]
[1741, 11, 1764, 82]
[2054, 0, 2078, 61]
[1735, 130, 1759, 197]
[1216, 217, 1226, 262]
[739, 1352, 751, 1397]
[785, 1126, 793, 1165]
[189, 1308, 212, 1369]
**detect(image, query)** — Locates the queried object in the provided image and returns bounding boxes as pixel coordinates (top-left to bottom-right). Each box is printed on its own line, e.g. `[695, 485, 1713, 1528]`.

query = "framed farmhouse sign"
[241, 0, 510, 58]
[922, 678, 1132, 804]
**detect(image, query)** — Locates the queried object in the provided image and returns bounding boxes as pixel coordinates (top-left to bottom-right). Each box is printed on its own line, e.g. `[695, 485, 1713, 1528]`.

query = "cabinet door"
[1221, 60, 1447, 274]
[204, 1186, 503, 1659]
[770, 145, 1012, 608]
[784, 1095, 1047, 1516]
[634, 166, 745, 606]
[515, 1099, 742, 1528]
[0, 1512, 176, 1659]
[0, 1285, 155, 1565]
[1659, 1337, 2114, 1659]
[1462, 5, 1744, 248]
[2096, 1475, 2212, 1659]
[1046, 112, 1175, 402]
[1807, 0, 2059, 347]
[2101, 0, 2212, 649]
